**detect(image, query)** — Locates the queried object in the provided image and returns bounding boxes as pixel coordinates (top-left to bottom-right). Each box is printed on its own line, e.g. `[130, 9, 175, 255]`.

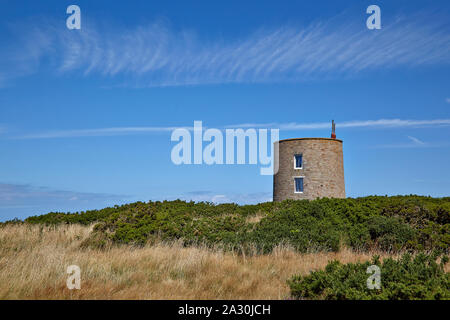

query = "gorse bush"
[288, 252, 450, 300]
[8, 195, 450, 253]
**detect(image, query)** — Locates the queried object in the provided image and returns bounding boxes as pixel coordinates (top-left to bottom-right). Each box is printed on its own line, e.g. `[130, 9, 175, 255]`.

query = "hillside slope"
[11, 195, 450, 253]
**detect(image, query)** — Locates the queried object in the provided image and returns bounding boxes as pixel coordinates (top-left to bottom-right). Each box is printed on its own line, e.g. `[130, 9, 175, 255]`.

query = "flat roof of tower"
[278, 137, 343, 143]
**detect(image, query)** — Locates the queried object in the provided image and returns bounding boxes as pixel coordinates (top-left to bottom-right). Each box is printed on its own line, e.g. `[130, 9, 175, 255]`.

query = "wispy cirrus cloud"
[407, 135, 425, 145]
[373, 135, 450, 149]
[7, 118, 450, 140]
[2, 11, 450, 87]
[12, 126, 191, 139]
[228, 119, 450, 130]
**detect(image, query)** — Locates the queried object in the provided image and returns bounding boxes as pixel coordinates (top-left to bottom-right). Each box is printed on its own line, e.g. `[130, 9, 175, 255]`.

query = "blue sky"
[0, 0, 449, 220]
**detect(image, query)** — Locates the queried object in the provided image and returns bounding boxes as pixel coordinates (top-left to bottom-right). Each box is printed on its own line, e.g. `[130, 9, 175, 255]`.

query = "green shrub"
[365, 216, 417, 251]
[288, 252, 450, 300]
[5, 195, 449, 253]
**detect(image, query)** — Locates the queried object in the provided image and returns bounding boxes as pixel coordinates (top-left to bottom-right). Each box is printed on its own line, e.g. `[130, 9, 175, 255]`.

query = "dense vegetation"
[288, 252, 450, 300]
[9, 195, 449, 254]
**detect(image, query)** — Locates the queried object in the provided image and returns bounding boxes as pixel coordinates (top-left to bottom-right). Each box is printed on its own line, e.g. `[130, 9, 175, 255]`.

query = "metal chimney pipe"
[331, 120, 336, 139]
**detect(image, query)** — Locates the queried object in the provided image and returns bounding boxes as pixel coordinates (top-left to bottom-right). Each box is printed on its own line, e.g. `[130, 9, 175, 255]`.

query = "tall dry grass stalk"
[0, 224, 443, 300]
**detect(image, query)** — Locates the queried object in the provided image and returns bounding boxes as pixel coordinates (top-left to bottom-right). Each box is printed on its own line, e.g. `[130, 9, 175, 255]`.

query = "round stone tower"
[273, 122, 345, 201]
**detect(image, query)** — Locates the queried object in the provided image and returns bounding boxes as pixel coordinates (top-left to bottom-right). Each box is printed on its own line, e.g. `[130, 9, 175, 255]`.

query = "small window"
[294, 177, 304, 193]
[294, 154, 303, 169]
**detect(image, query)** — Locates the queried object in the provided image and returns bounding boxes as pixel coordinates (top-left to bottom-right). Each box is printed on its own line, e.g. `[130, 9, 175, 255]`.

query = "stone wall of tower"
[273, 138, 345, 201]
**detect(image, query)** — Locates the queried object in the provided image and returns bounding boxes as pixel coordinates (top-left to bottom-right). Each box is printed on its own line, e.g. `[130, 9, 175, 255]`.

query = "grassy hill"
[1, 195, 449, 300]
[9, 195, 450, 254]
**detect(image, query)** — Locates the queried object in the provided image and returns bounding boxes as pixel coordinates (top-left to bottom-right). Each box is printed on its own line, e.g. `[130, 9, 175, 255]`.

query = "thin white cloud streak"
[372, 135, 450, 149]
[446, 98, 450, 103]
[407, 135, 425, 145]
[13, 126, 191, 139]
[3, 12, 450, 86]
[372, 141, 450, 149]
[228, 119, 450, 130]
[9, 118, 450, 139]
[371, 143, 441, 149]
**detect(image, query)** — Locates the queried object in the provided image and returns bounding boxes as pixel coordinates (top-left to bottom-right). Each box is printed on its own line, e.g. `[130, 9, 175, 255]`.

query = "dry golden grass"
[1, 223, 445, 300]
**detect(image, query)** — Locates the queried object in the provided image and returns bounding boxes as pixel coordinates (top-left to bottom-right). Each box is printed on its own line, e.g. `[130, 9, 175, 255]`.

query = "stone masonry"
[273, 138, 345, 201]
